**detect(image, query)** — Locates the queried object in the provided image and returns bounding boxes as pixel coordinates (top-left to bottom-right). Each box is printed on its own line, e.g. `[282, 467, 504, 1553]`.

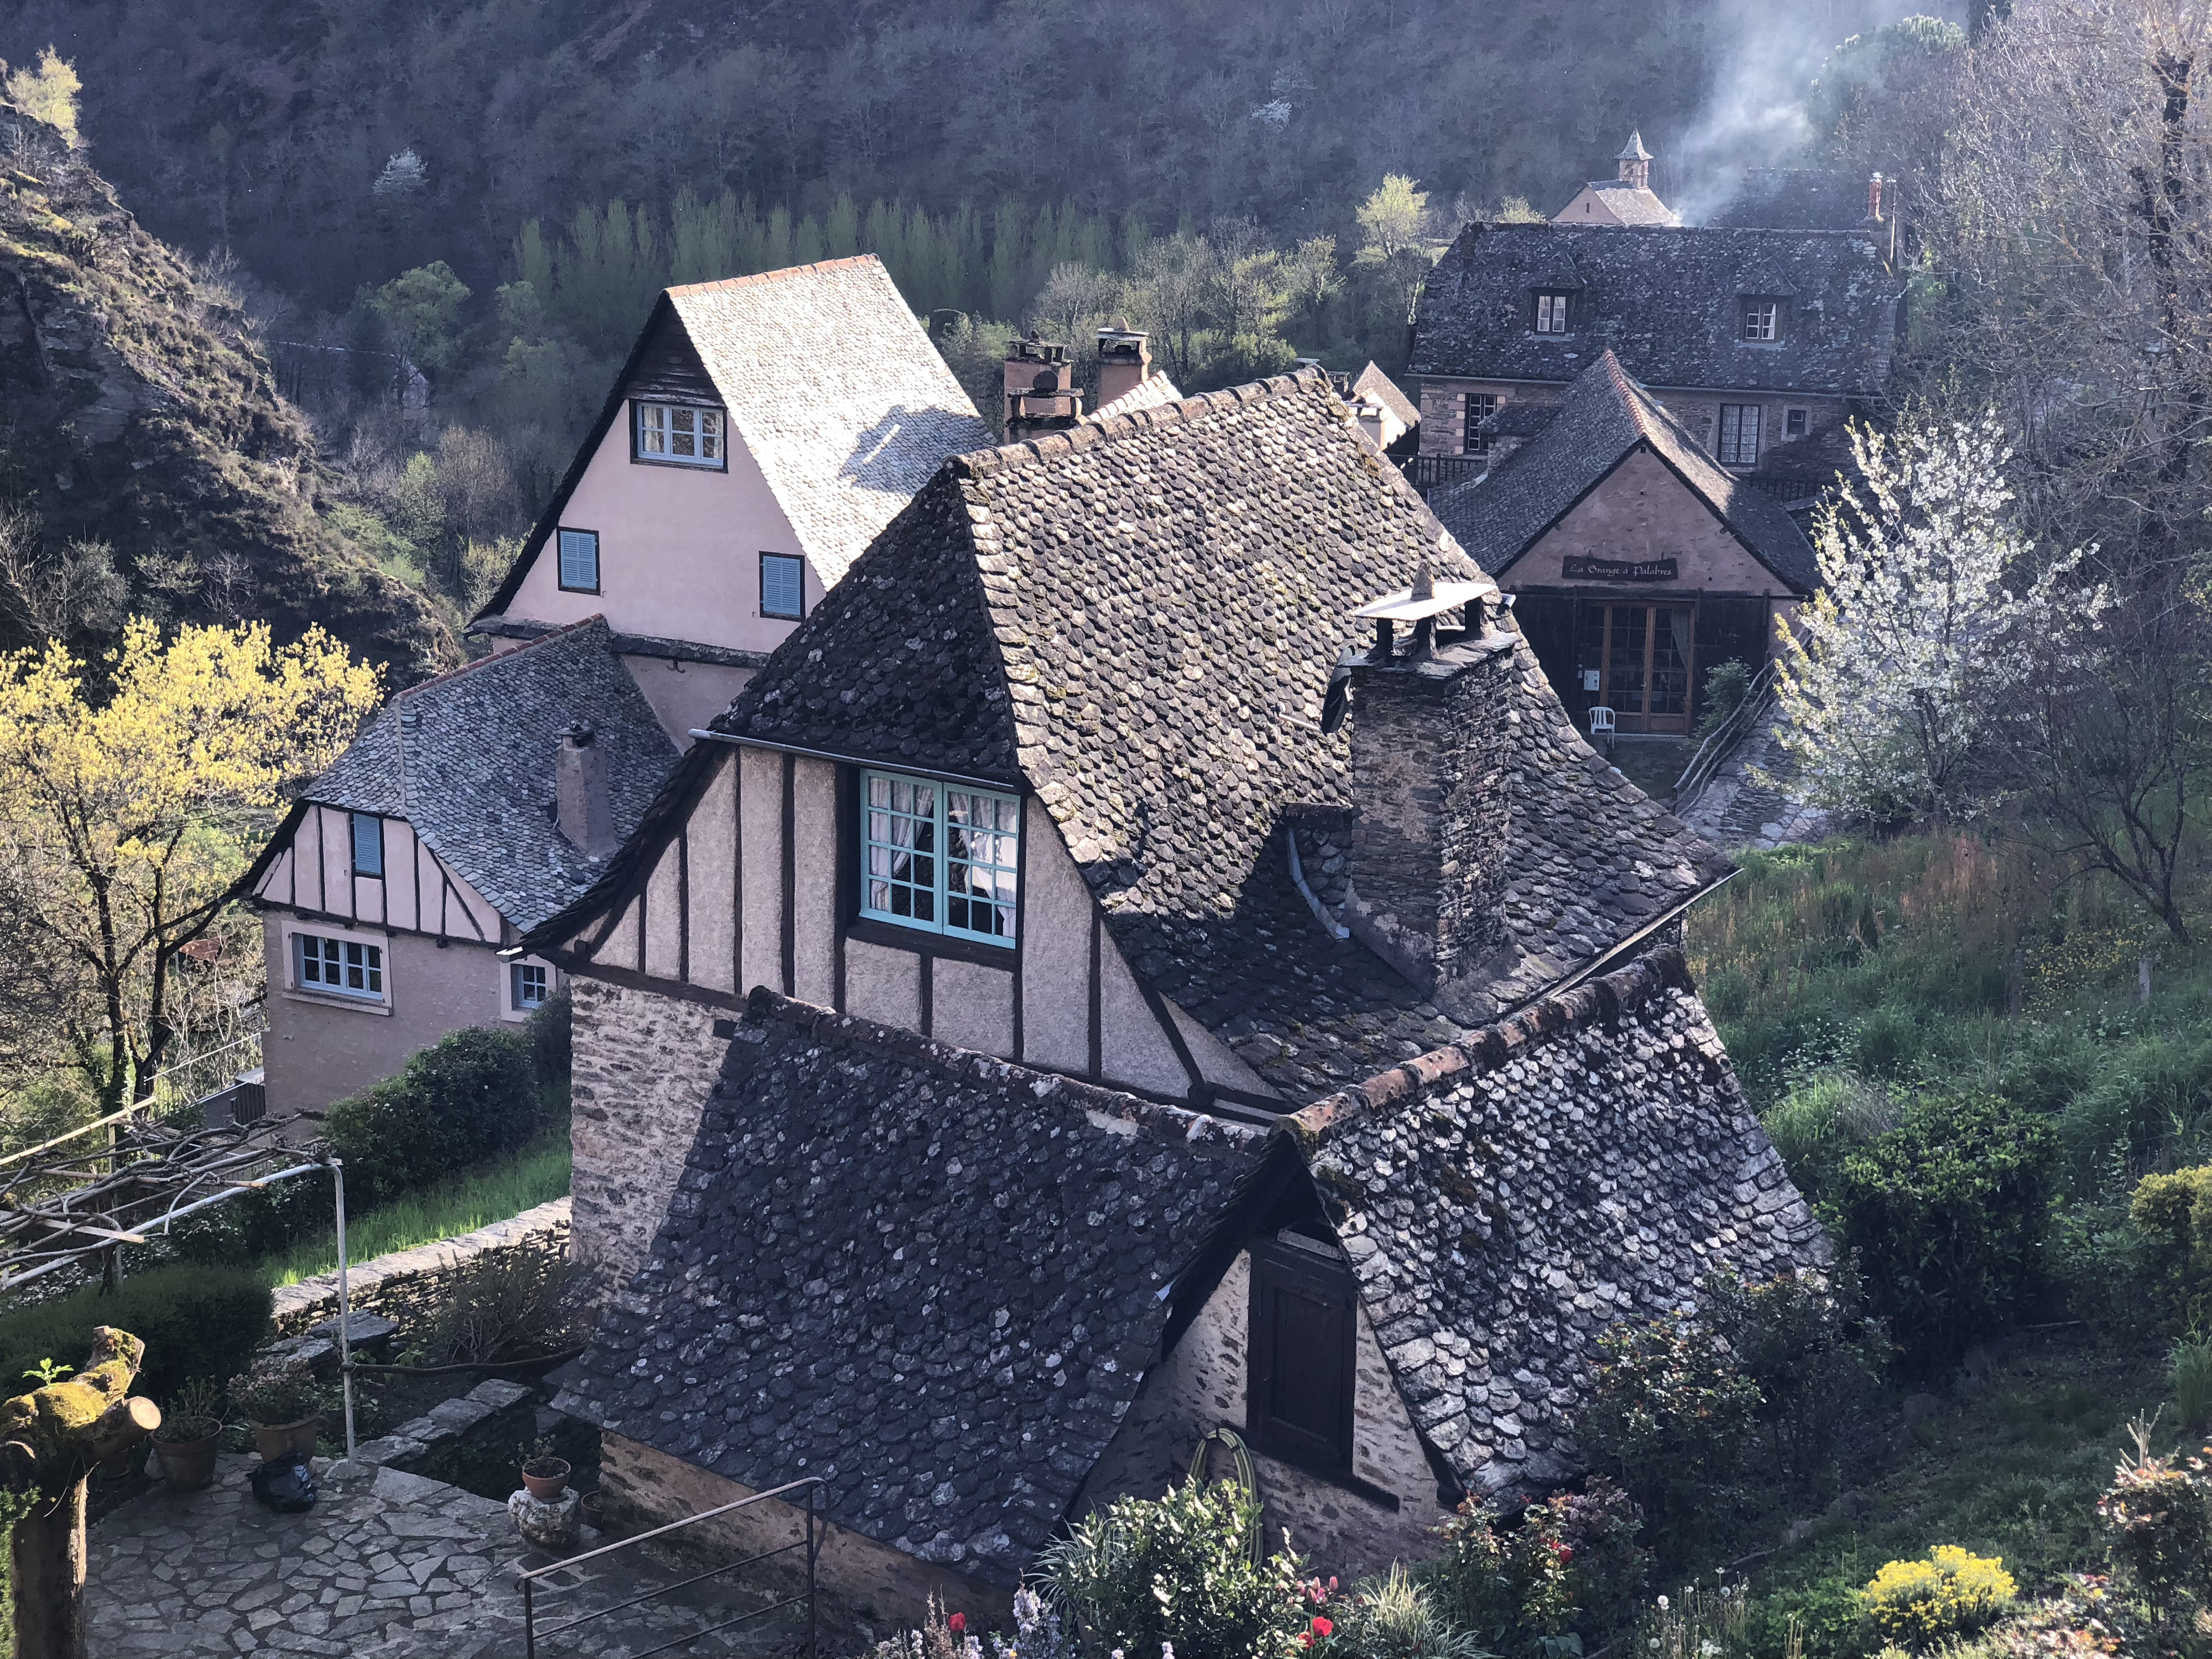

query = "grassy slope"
[259, 1128, 571, 1286]
[1681, 833, 2212, 1654]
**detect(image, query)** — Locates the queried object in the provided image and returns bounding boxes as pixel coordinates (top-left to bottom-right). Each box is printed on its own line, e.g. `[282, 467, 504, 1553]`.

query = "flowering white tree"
[1772, 413, 2108, 821]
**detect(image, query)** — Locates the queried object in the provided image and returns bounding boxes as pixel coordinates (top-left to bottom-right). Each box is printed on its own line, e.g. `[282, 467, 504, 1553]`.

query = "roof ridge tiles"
[951, 367, 1336, 479]
[741, 986, 1269, 1153]
[392, 612, 609, 706]
[664, 253, 884, 295]
[1286, 946, 1695, 1148]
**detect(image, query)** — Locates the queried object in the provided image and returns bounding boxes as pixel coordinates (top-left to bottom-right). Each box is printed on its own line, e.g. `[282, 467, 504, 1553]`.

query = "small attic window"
[1741, 299, 1783, 342]
[1533, 293, 1572, 335]
[760, 553, 806, 621]
[861, 771, 1020, 947]
[635, 401, 726, 468]
[1246, 1235, 1357, 1474]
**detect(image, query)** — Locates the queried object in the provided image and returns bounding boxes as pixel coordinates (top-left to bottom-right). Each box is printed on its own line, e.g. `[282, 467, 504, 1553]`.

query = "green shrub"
[2059, 1034, 2212, 1196]
[1833, 1093, 2058, 1372]
[1704, 1267, 1888, 1489]
[173, 1165, 335, 1263]
[1761, 1068, 1893, 1202]
[526, 980, 572, 1092]
[1039, 1479, 1312, 1659]
[2130, 1165, 2212, 1331]
[1578, 1316, 1761, 1564]
[1320, 1564, 1488, 1659]
[325, 1024, 540, 1206]
[2099, 1419, 2212, 1637]
[1859, 1546, 2016, 1649]
[1693, 659, 1754, 743]
[2173, 1334, 2212, 1430]
[0, 1264, 270, 1405]
[1425, 1497, 1575, 1655]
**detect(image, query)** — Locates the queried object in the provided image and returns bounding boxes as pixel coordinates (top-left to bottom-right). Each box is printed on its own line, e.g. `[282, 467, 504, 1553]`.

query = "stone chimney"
[1865, 171, 1885, 223]
[555, 721, 617, 859]
[1095, 318, 1152, 407]
[1003, 335, 1082, 437]
[1862, 172, 1896, 265]
[1616, 129, 1654, 191]
[1336, 556, 1521, 1022]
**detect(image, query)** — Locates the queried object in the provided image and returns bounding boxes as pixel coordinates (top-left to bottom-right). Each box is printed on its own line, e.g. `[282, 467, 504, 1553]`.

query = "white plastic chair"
[1587, 705, 1617, 754]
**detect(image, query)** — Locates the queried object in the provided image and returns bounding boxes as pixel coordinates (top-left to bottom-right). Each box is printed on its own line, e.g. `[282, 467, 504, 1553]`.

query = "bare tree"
[0, 505, 124, 647]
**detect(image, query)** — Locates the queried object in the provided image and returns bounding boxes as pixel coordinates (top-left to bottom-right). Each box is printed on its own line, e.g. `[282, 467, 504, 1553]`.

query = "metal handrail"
[521, 1475, 824, 1659]
[1672, 660, 1778, 812]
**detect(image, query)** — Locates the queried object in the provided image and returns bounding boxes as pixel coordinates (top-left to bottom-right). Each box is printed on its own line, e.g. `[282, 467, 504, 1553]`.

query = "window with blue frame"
[350, 812, 383, 878]
[760, 552, 805, 620]
[557, 527, 600, 592]
[861, 771, 1019, 946]
[512, 962, 549, 1010]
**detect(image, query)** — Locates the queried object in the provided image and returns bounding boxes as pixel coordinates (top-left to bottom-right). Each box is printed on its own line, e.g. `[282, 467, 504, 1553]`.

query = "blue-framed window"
[512, 962, 549, 1010]
[349, 812, 383, 878]
[760, 552, 805, 620]
[296, 932, 384, 1000]
[862, 770, 1019, 946]
[557, 528, 599, 593]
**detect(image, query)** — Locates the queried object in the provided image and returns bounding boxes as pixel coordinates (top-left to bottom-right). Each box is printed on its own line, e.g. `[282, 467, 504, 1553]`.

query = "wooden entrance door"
[1584, 603, 1695, 734]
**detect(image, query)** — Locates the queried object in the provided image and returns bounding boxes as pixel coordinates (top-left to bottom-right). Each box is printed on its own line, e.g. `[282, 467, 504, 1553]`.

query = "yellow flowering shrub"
[1860, 1546, 2018, 1647]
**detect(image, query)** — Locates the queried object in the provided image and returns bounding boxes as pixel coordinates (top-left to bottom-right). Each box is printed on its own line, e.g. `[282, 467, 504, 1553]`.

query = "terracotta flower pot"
[251, 1417, 320, 1461]
[521, 1459, 571, 1503]
[153, 1431, 222, 1493]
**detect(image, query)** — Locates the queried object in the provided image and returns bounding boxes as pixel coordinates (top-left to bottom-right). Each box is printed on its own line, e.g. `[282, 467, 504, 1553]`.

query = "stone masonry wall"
[270, 1198, 570, 1338]
[569, 978, 732, 1295]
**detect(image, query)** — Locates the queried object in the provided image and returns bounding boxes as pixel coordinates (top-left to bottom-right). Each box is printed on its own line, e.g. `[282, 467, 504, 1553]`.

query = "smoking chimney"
[1616, 129, 1654, 192]
[1003, 334, 1082, 438]
[555, 721, 616, 859]
[1095, 318, 1152, 408]
[1865, 172, 1885, 222]
[1334, 557, 1521, 1021]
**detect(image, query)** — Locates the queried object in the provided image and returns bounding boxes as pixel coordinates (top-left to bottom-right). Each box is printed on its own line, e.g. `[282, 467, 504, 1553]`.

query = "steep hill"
[0, 98, 450, 676]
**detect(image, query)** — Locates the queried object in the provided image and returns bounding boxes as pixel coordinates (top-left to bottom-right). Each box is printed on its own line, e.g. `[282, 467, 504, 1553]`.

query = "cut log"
[0, 1326, 159, 1659]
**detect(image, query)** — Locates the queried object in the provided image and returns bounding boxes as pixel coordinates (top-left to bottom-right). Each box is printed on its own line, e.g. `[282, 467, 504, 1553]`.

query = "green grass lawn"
[259, 1127, 570, 1286]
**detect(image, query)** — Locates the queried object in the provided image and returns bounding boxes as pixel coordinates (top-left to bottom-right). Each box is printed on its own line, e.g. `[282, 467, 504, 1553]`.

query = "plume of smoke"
[1666, 0, 1959, 225]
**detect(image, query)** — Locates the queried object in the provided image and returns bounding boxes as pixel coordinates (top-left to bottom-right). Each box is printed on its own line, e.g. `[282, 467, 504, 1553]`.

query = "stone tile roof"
[669, 258, 995, 587]
[531, 372, 1727, 1102]
[551, 991, 1266, 1584]
[305, 619, 680, 931]
[1430, 352, 1819, 593]
[1347, 361, 1420, 431]
[1091, 372, 1185, 419]
[1284, 948, 1828, 1495]
[1710, 170, 1870, 232]
[1578, 182, 1681, 227]
[1410, 224, 1899, 397]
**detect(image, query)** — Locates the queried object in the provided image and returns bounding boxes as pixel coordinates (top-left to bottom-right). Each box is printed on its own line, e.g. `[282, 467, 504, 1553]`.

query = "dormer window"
[1741, 299, 1783, 342]
[634, 401, 726, 468]
[1534, 293, 1572, 335]
[862, 770, 1020, 947]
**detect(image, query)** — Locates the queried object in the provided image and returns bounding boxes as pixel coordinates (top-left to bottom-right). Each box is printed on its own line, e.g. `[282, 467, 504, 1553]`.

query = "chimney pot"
[555, 721, 617, 859]
[1866, 171, 1885, 222]
[1094, 321, 1153, 409]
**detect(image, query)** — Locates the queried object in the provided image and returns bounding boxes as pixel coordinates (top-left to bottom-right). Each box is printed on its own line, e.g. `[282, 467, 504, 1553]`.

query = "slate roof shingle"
[1410, 223, 1900, 396]
[552, 990, 1267, 1583]
[305, 618, 680, 932]
[1709, 170, 1872, 232]
[668, 258, 995, 587]
[1573, 182, 1681, 227]
[1287, 947, 1828, 1494]
[1428, 352, 1820, 593]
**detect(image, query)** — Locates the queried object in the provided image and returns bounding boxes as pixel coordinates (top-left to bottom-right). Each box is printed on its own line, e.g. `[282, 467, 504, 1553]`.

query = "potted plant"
[228, 1360, 321, 1460]
[519, 1435, 571, 1502]
[152, 1378, 225, 1493]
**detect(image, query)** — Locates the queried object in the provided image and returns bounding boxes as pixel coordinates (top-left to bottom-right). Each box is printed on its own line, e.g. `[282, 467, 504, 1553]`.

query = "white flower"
[1656, 1597, 1669, 1611]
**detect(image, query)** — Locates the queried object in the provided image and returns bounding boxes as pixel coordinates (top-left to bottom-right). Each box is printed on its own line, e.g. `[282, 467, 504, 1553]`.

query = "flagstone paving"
[88, 1453, 815, 1658]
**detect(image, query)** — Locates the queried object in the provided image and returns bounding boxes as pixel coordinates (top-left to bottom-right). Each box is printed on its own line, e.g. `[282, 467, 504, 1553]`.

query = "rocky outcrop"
[0, 100, 450, 676]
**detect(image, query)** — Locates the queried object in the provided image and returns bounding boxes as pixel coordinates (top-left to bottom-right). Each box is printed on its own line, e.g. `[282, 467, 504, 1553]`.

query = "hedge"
[323, 1024, 542, 1208]
[0, 1265, 271, 1406]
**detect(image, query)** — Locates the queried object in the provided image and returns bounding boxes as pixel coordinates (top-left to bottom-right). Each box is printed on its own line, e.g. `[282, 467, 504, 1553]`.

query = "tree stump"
[0, 1327, 159, 1659]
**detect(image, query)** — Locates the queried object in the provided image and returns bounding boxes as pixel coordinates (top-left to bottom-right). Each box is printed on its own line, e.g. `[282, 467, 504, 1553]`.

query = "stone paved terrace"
[90, 1454, 815, 1658]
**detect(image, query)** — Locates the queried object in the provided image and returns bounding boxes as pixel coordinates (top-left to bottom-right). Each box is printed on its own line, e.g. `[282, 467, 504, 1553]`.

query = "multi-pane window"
[557, 528, 600, 592]
[1741, 299, 1781, 341]
[1718, 403, 1762, 466]
[635, 401, 724, 467]
[296, 932, 384, 1001]
[512, 963, 549, 1010]
[760, 553, 806, 620]
[1785, 408, 1808, 440]
[1533, 292, 1571, 335]
[1462, 392, 1498, 456]
[350, 812, 383, 878]
[862, 770, 1019, 946]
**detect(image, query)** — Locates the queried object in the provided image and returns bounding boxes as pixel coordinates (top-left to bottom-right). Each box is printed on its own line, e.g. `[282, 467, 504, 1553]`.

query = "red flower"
[948, 1614, 966, 1635]
[1299, 1633, 1313, 1650]
[1312, 1618, 1334, 1640]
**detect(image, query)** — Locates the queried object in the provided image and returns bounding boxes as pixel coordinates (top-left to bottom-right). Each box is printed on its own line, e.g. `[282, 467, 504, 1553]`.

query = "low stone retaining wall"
[270, 1197, 571, 1338]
